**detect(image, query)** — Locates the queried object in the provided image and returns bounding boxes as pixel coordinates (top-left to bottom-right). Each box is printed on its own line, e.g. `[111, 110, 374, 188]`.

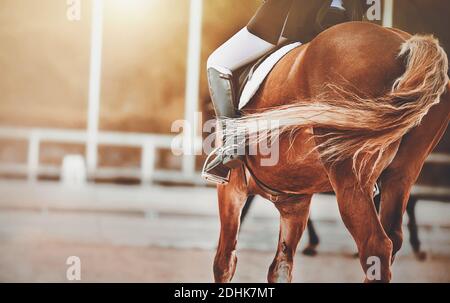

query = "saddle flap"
[238, 42, 301, 110]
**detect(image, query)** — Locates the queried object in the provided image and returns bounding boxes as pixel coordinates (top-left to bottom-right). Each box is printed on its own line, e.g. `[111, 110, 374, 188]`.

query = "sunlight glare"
[108, 0, 157, 19]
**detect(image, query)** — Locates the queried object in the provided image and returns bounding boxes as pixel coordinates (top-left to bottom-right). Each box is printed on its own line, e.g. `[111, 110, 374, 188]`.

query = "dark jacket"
[247, 0, 369, 44]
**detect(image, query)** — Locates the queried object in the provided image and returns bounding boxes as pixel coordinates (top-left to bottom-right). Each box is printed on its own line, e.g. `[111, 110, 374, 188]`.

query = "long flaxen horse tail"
[225, 34, 449, 180]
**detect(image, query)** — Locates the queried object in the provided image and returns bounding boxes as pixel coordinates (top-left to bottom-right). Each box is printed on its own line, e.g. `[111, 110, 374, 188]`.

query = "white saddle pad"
[238, 42, 302, 110]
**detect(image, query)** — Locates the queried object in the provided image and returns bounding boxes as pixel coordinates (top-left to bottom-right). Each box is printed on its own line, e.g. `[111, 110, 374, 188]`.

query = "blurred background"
[0, 0, 448, 282]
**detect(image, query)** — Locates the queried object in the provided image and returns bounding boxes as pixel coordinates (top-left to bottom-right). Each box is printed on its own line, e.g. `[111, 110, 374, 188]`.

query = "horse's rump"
[225, 22, 449, 181]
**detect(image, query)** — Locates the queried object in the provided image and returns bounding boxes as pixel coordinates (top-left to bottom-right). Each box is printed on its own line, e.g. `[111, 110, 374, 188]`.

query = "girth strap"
[243, 160, 299, 203]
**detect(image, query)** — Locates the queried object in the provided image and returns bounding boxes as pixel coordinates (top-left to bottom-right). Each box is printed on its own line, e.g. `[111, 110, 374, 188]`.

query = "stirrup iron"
[202, 147, 231, 185]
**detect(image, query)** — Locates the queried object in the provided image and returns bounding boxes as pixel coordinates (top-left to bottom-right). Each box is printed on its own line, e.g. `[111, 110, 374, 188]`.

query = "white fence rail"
[0, 126, 449, 194]
[0, 127, 205, 185]
[1, 0, 448, 199]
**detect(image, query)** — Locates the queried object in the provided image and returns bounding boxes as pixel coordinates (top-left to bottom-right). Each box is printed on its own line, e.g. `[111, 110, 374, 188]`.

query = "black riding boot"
[202, 68, 244, 184]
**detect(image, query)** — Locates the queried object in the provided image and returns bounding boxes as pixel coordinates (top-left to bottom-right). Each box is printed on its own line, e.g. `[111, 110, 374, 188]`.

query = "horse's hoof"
[302, 246, 318, 256]
[414, 250, 427, 261]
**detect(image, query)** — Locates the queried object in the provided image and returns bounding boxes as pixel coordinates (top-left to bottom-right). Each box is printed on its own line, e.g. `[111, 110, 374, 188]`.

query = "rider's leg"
[202, 27, 277, 183]
[207, 28, 278, 75]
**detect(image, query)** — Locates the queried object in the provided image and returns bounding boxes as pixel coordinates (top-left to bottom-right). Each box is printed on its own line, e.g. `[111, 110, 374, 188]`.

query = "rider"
[203, 0, 369, 184]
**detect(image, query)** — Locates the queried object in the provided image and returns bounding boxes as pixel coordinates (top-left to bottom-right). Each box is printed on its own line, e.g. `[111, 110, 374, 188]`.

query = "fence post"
[86, 0, 104, 178]
[27, 130, 40, 182]
[141, 141, 156, 185]
[383, 0, 394, 28]
[182, 0, 203, 178]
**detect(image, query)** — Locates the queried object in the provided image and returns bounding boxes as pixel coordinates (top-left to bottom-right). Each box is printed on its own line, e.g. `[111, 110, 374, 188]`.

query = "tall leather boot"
[202, 67, 244, 184]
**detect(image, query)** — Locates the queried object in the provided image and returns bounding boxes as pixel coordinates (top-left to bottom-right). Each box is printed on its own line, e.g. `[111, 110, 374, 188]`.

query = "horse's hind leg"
[330, 169, 393, 282]
[214, 168, 248, 283]
[378, 171, 418, 262]
[302, 218, 320, 256]
[268, 195, 312, 283]
[380, 89, 449, 261]
[351, 188, 382, 259]
[406, 197, 427, 261]
[379, 170, 434, 262]
[240, 195, 255, 226]
[340, 187, 393, 282]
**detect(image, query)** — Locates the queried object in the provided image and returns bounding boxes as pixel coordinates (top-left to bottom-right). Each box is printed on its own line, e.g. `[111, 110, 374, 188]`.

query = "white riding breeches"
[207, 0, 343, 76]
[206, 27, 277, 75]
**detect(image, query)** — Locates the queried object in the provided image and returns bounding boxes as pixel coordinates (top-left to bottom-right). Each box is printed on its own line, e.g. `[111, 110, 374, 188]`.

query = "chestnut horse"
[213, 22, 449, 283]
